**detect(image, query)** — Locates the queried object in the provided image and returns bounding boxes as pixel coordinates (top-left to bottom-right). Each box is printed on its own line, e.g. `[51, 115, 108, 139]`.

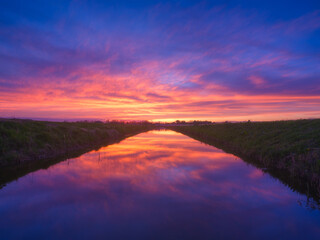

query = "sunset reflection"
[0, 131, 319, 239]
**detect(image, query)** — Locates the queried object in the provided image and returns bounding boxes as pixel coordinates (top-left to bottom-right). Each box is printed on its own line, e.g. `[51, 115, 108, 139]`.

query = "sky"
[0, 0, 320, 122]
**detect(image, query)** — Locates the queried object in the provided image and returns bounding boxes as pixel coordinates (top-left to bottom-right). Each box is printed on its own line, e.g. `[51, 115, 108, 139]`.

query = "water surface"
[0, 130, 319, 239]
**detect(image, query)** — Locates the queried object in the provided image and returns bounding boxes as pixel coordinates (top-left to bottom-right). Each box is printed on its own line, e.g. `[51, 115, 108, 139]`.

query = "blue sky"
[0, 0, 319, 121]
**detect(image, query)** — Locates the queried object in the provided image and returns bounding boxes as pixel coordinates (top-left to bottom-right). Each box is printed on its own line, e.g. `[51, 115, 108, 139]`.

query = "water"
[0, 130, 319, 239]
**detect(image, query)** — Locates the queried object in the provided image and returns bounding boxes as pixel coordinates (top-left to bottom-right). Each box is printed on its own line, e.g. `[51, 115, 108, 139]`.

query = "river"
[0, 130, 319, 239]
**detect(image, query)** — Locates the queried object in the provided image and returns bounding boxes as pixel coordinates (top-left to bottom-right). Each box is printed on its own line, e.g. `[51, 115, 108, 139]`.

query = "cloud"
[248, 75, 266, 87]
[0, 1, 319, 121]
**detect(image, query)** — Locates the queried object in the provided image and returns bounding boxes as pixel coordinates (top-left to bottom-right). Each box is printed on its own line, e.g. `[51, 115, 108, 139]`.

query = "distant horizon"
[1, 116, 319, 124]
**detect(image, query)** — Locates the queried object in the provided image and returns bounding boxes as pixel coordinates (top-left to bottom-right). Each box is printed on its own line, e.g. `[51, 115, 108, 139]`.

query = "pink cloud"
[248, 75, 266, 87]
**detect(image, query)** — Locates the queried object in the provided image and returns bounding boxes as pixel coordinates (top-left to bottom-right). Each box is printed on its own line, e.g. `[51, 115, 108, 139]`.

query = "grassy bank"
[0, 119, 153, 167]
[170, 119, 320, 198]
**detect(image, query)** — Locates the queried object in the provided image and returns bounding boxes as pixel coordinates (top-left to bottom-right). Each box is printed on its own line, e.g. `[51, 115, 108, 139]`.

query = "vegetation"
[0, 119, 153, 167]
[1, 118, 320, 200]
[170, 119, 320, 198]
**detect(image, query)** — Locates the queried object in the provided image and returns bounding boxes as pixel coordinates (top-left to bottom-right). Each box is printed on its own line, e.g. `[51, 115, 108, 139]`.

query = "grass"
[170, 119, 320, 199]
[0, 119, 153, 167]
[1, 118, 320, 201]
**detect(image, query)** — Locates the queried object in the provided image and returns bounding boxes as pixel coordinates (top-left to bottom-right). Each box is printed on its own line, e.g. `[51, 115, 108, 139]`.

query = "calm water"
[0, 130, 319, 239]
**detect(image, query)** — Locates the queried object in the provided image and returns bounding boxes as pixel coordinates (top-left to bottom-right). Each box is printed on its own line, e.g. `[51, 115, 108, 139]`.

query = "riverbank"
[0, 119, 153, 168]
[170, 119, 320, 199]
[2, 118, 320, 200]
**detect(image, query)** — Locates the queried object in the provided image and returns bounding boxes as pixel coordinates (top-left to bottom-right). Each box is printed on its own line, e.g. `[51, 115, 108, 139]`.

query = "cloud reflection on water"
[0, 130, 319, 239]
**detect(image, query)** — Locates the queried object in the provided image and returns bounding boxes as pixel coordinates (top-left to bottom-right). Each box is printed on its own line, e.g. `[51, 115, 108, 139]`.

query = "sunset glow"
[1, 1, 319, 121]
